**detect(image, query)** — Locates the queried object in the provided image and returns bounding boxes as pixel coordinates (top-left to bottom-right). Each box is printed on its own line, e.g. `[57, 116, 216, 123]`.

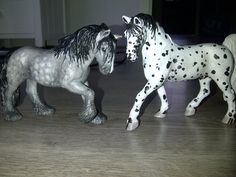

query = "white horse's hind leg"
[214, 79, 236, 124]
[185, 77, 212, 116]
[154, 86, 168, 118]
[26, 80, 55, 116]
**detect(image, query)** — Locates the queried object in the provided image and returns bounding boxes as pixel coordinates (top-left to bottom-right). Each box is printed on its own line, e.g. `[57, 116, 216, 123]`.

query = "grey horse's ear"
[122, 15, 131, 24]
[114, 34, 123, 40]
[96, 29, 111, 42]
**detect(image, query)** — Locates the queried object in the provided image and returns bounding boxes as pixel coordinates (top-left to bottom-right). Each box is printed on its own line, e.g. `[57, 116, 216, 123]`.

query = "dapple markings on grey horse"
[123, 13, 236, 131]
[1, 24, 121, 124]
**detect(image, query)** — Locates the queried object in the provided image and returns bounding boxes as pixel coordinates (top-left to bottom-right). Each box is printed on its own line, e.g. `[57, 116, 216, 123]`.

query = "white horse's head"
[122, 15, 144, 62]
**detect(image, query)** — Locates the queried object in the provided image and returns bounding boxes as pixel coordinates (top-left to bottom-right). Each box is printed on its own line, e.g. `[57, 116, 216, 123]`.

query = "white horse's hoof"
[184, 108, 196, 116]
[222, 116, 235, 124]
[126, 118, 140, 131]
[154, 112, 166, 118]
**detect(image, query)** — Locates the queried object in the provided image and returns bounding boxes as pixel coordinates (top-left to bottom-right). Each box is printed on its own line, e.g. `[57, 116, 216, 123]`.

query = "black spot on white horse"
[214, 54, 220, 59]
[166, 61, 171, 69]
[145, 42, 150, 46]
[173, 58, 177, 63]
[144, 86, 150, 93]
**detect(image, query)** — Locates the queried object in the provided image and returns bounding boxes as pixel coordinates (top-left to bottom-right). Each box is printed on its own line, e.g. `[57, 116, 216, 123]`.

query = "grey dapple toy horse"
[0, 23, 121, 124]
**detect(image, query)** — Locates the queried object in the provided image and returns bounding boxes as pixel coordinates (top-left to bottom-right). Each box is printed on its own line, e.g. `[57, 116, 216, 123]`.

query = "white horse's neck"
[143, 25, 174, 48]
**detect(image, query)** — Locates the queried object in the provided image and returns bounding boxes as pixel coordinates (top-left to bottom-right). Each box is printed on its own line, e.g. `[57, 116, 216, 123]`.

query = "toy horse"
[0, 23, 121, 124]
[122, 13, 236, 131]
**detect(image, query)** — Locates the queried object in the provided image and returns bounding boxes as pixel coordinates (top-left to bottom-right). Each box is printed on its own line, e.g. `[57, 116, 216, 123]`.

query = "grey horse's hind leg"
[26, 79, 55, 116]
[4, 76, 24, 121]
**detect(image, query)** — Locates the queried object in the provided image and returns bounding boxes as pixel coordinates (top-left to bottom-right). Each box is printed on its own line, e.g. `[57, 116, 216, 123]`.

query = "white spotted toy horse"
[0, 23, 121, 125]
[122, 13, 236, 131]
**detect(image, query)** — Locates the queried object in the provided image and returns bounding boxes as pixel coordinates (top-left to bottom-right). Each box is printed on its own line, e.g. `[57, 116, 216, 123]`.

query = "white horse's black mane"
[128, 13, 159, 37]
[54, 23, 116, 64]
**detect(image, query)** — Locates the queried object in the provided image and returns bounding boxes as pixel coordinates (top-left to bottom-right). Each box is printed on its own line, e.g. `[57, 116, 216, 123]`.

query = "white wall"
[65, 0, 152, 34]
[0, 0, 152, 47]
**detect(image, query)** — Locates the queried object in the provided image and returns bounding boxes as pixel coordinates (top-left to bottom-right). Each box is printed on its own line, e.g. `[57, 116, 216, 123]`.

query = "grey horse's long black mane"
[54, 23, 116, 64]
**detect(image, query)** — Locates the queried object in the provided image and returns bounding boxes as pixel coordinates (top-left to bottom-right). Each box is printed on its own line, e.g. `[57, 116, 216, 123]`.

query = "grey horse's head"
[94, 24, 118, 75]
[54, 23, 121, 75]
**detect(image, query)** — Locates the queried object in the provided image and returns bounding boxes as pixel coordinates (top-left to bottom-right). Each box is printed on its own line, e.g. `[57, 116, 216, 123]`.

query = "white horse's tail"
[223, 34, 236, 92]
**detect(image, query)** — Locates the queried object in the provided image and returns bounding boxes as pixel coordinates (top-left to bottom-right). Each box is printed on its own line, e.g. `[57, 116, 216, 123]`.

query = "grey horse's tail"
[0, 55, 8, 109]
[0, 50, 20, 110]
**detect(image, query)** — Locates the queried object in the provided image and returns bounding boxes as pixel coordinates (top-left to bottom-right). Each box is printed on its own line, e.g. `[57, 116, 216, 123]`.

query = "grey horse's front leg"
[81, 82, 106, 124]
[65, 81, 97, 123]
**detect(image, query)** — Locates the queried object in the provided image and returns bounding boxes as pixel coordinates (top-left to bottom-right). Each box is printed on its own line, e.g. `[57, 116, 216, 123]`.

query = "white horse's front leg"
[126, 80, 161, 131]
[154, 85, 168, 118]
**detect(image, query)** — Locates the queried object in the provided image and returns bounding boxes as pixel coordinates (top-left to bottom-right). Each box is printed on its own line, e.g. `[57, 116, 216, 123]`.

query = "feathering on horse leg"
[154, 85, 168, 118]
[4, 79, 23, 121]
[127, 81, 160, 131]
[185, 77, 212, 117]
[65, 81, 97, 123]
[26, 80, 55, 116]
[81, 82, 106, 125]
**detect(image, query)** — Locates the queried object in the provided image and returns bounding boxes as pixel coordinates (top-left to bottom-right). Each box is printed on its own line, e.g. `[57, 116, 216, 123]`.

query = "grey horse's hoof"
[126, 118, 140, 131]
[91, 113, 107, 125]
[79, 109, 97, 123]
[34, 105, 55, 116]
[5, 111, 22, 121]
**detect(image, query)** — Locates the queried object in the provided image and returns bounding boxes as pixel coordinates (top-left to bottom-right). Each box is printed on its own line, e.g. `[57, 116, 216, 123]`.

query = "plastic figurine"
[0, 23, 121, 124]
[122, 13, 236, 131]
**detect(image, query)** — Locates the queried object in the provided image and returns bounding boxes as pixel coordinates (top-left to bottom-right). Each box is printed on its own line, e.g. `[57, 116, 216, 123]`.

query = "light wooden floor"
[0, 55, 236, 177]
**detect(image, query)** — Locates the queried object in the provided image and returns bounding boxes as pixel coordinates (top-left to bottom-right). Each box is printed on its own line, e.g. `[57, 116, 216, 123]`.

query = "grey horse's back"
[8, 46, 48, 68]
[8, 46, 63, 87]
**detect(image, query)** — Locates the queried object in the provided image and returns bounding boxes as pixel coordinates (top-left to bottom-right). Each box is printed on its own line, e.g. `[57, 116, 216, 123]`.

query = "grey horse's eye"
[102, 48, 106, 52]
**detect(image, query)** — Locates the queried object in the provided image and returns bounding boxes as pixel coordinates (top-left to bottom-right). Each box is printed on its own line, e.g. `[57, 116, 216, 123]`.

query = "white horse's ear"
[133, 17, 142, 27]
[114, 34, 123, 40]
[96, 29, 111, 42]
[122, 15, 131, 24]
